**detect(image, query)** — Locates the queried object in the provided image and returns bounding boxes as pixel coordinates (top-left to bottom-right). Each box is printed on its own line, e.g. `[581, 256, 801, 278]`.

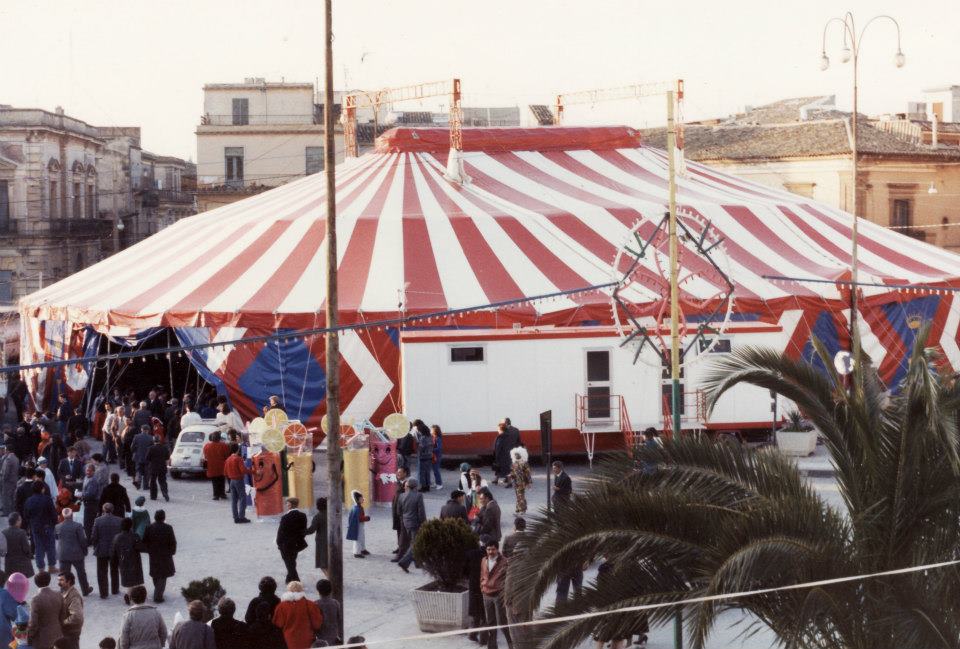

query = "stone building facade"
[0, 107, 110, 304]
[0, 108, 195, 306]
[195, 78, 343, 212]
[643, 95, 960, 252]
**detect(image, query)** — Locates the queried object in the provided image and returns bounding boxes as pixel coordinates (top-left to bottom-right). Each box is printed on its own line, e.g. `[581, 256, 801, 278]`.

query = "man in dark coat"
[3, 512, 34, 578]
[28, 570, 63, 649]
[24, 481, 58, 572]
[396, 478, 426, 572]
[396, 427, 415, 473]
[130, 425, 154, 490]
[142, 509, 176, 603]
[90, 502, 122, 598]
[57, 447, 84, 491]
[492, 421, 520, 486]
[552, 460, 573, 509]
[0, 444, 20, 516]
[275, 497, 307, 583]
[99, 473, 131, 517]
[439, 490, 469, 524]
[55, 508, 93, 596]
[132, 402, 152, 433]
[14, 468, 37, 522]
[243, 576, 280, 624]
[475, 487, 502, 544]
[210, 597, 249, 649]
[390, 466, 408, 555]
[145, 436, 170, 502]
[80, 464, 101, 542]
[111, 517, 144, 590]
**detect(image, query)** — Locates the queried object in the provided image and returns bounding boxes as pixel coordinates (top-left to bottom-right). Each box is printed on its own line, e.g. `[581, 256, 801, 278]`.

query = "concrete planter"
[412, 581, 470, 632]
[776, 429, 818, 457]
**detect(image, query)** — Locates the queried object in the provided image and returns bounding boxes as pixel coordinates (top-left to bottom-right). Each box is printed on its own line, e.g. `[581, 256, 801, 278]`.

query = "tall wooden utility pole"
[666, 86, 684, 649]
[323, 0, 344, 640]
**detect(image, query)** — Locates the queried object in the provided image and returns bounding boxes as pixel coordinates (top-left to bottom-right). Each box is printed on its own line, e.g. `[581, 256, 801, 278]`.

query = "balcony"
[155, 189, 194, 205]
[48, 218, 114, 237]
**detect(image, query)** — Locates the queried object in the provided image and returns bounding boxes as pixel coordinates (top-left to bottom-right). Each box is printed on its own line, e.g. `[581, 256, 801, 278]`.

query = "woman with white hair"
[509, 446, 532, 514]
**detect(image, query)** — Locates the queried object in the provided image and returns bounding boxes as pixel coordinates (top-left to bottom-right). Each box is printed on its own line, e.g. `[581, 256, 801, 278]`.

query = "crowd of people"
[0, 374, 591, 649]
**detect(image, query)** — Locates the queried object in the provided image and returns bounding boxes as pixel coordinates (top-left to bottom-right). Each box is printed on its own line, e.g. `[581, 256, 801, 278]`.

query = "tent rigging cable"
[763, 274, 960, 294]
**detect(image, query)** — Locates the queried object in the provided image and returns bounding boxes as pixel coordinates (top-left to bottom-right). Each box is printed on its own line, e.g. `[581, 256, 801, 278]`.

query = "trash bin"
[343, 447, 371, 508]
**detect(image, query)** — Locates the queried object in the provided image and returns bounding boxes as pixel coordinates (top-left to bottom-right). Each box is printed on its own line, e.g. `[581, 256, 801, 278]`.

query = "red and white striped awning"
[21, 126, 960, 329]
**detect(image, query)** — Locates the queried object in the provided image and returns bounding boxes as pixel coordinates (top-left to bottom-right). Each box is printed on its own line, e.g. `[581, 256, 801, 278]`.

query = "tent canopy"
[21, 126, 960, 331]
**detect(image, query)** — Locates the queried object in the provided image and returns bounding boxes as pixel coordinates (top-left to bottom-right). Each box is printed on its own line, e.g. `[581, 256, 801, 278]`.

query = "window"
[49, 180, 59, 218]
[698, 338, 732, 354]
[660, 351, 685, 379]
[450, 346, 484, 362]
[0, 271, 11, 304]
[892, 199, 912, 229]
[86, 184, 95, 218]
[783, 182, 815, 199]
[225, 148, 244, 187]
[232, 98, 249, 125]
[0, 181, 8, 230]
[585, 350, 612, 419]
[305, 147, 324, 175]
[72, 182, 81, 218]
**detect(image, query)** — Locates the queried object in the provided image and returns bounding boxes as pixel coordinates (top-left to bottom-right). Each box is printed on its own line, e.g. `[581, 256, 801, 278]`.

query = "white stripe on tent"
[360, 155, 408, 312]
[410, 154, 489, 309]
[418, 153, 582, 313]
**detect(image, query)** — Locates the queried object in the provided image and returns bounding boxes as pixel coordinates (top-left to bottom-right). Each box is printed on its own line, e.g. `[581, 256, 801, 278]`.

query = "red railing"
[575, 393, 635, 453]
[661, 388, 707, 438]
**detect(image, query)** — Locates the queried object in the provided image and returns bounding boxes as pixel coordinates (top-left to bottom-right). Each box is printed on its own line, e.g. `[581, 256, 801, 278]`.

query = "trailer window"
[698, 338, 732, 354]
[450, 346, 484, 363]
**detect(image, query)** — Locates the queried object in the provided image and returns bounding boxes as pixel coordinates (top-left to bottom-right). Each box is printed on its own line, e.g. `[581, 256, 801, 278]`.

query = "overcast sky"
[2, 0, 957, 161]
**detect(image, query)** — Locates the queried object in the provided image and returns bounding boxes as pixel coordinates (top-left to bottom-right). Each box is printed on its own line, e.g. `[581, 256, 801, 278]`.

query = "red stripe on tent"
[800, 204, 942, 278]
[338, 157, 403, 311]
[401, 159, 446, 312]
[412, 156, 527, 307]
[534, 153, 763, 303]
[239, 219, 327, 313]
[71, 184, 313, 311]
[722, 205, 848, 278]
[168, 220, 296, 315]
[860, 305, 907, 384]
[597, 150, 723, 204]
[928, 294, 952, 370]
[464, 157, 677, 301]
[777, 206, 886, 278]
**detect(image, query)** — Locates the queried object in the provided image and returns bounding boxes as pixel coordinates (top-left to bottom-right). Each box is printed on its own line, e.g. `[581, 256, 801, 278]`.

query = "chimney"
[54, 106, 65, 115]
[932, 111, 939, 147]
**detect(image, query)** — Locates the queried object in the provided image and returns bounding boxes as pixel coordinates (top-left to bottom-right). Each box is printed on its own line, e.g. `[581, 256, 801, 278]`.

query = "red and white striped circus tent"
[19, 126, 960, 445]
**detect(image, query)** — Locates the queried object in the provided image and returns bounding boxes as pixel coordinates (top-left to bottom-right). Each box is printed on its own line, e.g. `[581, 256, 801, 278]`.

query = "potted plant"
[776, 410, 818, 456]
[181, 577, 225, 622]
[411, 518, 476, 632]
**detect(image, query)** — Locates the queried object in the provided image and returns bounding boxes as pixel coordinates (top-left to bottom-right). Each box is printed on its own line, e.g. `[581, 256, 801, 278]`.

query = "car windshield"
[179, 431, 206, 444]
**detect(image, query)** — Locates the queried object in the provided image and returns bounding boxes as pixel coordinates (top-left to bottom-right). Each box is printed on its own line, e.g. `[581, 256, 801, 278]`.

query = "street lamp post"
[820, 13, 904, 365]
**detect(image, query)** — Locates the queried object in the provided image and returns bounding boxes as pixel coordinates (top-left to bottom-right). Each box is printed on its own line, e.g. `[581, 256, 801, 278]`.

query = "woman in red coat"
[272, 580, 323, 649]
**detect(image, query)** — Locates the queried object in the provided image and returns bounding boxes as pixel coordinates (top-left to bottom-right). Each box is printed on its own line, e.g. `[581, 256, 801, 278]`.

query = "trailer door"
[585, 350, 612, 420]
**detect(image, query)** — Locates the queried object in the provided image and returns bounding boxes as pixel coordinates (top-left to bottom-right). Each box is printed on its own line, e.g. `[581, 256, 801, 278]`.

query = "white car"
[170, 420, 225, 479]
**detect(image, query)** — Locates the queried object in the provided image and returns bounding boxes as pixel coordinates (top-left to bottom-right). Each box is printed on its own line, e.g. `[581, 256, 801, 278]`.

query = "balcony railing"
[199, 113, 316, 126]
[156, 190, 194, 204]
[48, 218, 114, 237]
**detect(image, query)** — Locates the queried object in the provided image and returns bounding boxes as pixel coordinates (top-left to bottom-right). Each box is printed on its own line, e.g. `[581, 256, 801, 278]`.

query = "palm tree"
[507, 328, 960, 649]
